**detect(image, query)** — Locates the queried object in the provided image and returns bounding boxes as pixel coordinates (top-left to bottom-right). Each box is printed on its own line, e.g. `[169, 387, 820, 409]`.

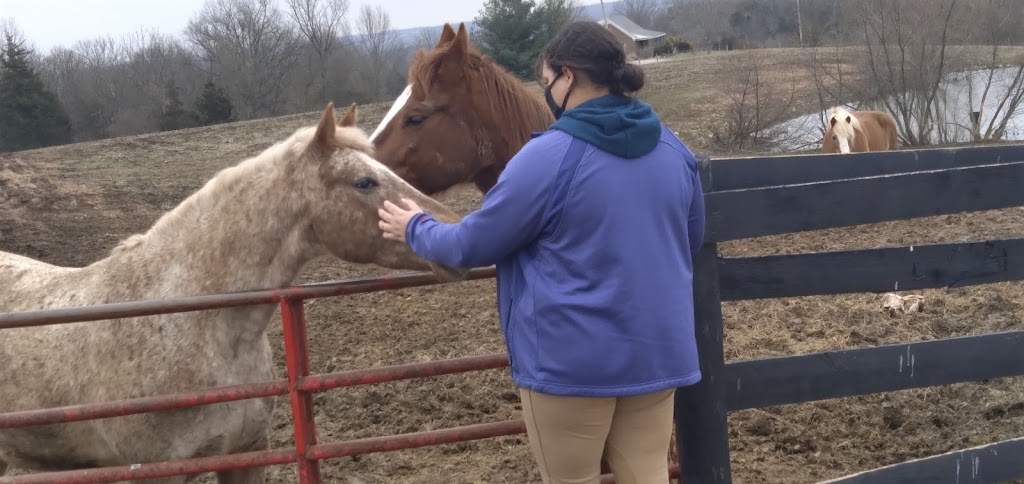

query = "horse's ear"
[340, 102, 357, 127]
[449, 23, 470, 58]
[436, 24, 456, 48]
[314, 102, 337, 151]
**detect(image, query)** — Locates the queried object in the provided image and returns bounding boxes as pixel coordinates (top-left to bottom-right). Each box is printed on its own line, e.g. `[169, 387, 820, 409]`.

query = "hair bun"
[613, 63, 645, 93]
[612, 66, 626, 79]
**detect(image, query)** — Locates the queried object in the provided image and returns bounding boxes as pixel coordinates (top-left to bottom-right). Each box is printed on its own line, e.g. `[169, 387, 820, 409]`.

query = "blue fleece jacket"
[405, 94, 705, 397]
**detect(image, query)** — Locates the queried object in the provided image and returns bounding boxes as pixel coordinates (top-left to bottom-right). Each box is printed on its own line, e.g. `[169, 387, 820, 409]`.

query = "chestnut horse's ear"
[436, 24, 456, 48]
[448, 22, 470, 59]
[339, 102, 357, 127]
[314, 102, 337, 151]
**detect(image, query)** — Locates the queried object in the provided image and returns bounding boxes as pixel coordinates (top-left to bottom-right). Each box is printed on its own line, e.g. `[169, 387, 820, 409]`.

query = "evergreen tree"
[194, 81, 235, 126]
[533, 0, 580, 47]
[474, 0, 539, 79]
[158, 80, 199, 131]
[473, 0, 579, 79]
[0, 33, 72, 151]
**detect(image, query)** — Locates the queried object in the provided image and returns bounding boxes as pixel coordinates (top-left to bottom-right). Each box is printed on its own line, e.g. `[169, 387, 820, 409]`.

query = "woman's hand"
[378, 198, 424, 243]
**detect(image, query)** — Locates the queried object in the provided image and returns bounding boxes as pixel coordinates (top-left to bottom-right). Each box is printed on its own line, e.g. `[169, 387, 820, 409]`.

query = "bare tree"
[853, 0, 965, 146]
[712, 52, 800, 152]
[356, 5, 400, 58]
[803, 41, 868, 136]
[957, 0, 1024, 142]
[36, 47, 80, 102]
[285, 0, 349, 101]
[353, 5, 404, 100]
[804, 0, 1024, 147]
[186, 0, 302, 117]
[792, 0, 844, 47]
[614, 0, 661, 30]
[56, 36, 129, 139]
[414, 26, 443, 51]
[112, 30, 201, 135]
[31, 30, 203, 140]
[683, 0, 735, 49]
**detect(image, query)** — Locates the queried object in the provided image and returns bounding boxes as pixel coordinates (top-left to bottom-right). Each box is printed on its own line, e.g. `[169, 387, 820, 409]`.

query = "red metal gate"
[0, 268, 679, 483]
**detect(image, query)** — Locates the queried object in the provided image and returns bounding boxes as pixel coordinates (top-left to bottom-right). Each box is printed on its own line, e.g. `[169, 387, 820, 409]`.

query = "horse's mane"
[110, 124, 373, 256]
[409, 44, 551, 149]
[828, 106, 862, 141]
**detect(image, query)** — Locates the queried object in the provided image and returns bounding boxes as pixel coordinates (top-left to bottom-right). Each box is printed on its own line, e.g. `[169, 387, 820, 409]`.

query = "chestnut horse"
[822, 106, 900, 153]
[369, 23, 553, 195]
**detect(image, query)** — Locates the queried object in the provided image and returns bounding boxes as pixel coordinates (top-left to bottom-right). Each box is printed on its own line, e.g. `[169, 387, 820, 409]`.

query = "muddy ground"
[2, 49, 1024, 483]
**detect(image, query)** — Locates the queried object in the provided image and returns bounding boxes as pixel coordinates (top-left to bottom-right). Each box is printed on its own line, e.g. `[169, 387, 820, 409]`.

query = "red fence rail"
[0, 268, 679, 483]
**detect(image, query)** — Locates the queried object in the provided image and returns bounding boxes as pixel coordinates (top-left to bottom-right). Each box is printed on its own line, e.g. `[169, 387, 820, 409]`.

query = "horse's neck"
[473, 117, 548, 194]
[472, 70, 552, 187]
[108, 156, 319, 300]
[471, 137, 522, 193]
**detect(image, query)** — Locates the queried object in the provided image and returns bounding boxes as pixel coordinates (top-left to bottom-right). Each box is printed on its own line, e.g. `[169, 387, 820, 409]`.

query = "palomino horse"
[0, 103, 465, 483]
[822, 106, 900, 153]
[369, 23, 553, 195]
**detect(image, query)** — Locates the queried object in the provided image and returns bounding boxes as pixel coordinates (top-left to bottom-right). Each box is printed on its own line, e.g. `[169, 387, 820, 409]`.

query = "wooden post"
[796, 0, 804, 46]
[675, 155, 732, 483]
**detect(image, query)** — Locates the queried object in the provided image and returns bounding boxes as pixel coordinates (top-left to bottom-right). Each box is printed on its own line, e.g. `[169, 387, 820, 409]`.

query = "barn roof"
[597, 14, 666, 42]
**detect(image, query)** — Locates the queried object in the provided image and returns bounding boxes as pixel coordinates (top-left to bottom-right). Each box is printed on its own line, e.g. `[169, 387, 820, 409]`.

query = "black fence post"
[676, 155, 732, 483]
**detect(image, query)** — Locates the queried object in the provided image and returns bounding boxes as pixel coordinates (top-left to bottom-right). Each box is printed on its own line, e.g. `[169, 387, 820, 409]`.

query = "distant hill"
[352, 1, 626, 45]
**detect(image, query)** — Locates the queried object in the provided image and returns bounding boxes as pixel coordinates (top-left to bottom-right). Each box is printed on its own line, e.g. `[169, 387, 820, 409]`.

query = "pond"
[770, 66, 1024, 152]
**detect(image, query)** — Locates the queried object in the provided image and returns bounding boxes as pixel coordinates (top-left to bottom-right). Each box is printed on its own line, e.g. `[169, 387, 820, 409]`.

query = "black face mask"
[544, 72, 573, 120]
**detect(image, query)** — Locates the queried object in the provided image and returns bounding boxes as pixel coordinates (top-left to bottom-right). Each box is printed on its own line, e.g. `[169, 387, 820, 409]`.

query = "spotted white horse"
[0, 103, 466, 483]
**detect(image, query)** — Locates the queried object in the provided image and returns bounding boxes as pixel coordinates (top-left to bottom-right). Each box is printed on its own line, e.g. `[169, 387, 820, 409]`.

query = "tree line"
[1, 0, 589, 152]
[616, 0, 1024, 51]
[0, 0, 411, 151]
[3, 0, 1024, 153]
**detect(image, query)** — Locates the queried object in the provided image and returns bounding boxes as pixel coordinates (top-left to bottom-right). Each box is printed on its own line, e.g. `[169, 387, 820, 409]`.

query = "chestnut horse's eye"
[405, 115, 426, 127]
[353, 177, 379, 191]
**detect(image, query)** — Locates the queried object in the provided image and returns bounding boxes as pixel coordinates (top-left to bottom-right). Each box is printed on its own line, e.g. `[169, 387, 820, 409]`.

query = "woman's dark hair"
[539, 21, 645, 94]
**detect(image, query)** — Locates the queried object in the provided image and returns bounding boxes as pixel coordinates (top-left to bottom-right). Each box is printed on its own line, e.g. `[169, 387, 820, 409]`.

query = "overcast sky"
[1, 0, 605, 52]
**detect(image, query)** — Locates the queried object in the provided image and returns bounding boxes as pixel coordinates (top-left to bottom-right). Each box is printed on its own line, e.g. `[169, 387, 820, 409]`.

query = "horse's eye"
[405, 115, 426, 127]
[354, 177, 379, 191]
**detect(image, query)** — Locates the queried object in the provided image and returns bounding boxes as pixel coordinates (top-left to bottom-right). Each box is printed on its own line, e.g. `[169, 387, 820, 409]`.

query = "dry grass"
[2, 47, 1024, 483]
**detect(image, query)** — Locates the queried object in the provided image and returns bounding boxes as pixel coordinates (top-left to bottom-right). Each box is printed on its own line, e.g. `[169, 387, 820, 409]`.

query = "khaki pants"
[519, 388, 675, 484]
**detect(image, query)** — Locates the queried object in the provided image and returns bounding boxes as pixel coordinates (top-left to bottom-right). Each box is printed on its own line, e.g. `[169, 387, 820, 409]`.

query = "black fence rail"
[822, 437, 1024, 484]
[676, 143, 1024, 483]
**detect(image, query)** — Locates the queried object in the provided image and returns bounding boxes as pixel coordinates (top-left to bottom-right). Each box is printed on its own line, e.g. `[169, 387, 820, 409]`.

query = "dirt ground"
[2, 49, 1024, 483]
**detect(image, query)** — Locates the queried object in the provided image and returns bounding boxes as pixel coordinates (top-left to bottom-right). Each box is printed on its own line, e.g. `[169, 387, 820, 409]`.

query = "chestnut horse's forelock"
[370, 27, 553, 194]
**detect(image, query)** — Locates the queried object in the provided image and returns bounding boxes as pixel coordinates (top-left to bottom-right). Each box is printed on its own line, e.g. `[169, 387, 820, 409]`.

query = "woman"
[378, 21, 705, 484]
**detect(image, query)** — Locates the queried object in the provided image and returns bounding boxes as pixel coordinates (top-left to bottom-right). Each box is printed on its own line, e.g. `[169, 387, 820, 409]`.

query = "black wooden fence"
[674, 143, 1024, 483]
